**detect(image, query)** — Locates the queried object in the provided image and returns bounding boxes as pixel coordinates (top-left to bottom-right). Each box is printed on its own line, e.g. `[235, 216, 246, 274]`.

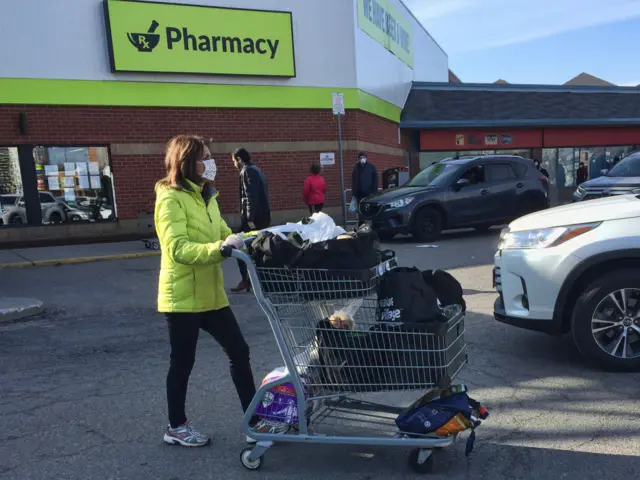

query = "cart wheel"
[408, 448, 434, 474]
[240, 447, 264, 471]
[143, 240, 150, 249]
[152, 241, 159, 250]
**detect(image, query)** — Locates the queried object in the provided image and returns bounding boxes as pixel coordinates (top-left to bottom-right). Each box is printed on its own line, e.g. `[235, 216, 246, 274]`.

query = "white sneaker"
[163, 422, 210, 447]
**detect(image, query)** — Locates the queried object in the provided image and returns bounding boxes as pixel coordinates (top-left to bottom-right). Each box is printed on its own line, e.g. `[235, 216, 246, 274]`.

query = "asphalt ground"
[1, 228, 638, 479]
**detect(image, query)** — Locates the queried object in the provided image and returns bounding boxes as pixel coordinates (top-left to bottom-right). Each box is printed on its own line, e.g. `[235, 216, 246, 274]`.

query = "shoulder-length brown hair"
[157, 135, 205, 191]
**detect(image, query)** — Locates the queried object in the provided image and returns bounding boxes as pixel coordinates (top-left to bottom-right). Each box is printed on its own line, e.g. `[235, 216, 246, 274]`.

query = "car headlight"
[387, 197, 414, 209]
[498, 222, 600, 250]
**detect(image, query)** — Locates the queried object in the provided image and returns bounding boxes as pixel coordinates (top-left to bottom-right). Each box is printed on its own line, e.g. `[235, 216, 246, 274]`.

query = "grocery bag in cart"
[249, 221, 394, 300]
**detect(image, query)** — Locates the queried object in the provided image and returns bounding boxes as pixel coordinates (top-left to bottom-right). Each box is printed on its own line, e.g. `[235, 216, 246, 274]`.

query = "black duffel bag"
[249, 226, 390, 299]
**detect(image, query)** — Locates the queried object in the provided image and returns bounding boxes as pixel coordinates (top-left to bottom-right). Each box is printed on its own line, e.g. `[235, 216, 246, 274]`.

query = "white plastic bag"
[349, 197, 357, 213]
[302, 212, 346, 243]
[265, 212, 345, 243]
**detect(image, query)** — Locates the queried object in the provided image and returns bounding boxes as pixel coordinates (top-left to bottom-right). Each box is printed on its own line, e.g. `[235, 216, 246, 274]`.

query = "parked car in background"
[494, 194, 640, 371]
[0, 192, 67, 225]
[359, 155, 549, 241]
[573, 151, 640, 202]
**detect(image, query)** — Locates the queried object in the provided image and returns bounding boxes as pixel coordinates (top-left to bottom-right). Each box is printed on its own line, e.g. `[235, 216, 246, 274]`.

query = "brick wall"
[0, 105, 405, 222]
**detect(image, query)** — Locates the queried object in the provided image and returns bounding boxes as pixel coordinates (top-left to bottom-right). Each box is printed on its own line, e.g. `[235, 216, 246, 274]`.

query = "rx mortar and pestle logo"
[127, 20, 161, 52]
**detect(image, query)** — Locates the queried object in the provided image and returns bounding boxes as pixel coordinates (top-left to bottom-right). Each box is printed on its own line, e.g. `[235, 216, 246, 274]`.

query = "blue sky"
[406, 0, 640, 85]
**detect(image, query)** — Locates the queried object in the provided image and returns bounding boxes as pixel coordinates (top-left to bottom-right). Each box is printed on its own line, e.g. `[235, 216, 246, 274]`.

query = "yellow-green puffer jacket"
[154, 180, 233, 313]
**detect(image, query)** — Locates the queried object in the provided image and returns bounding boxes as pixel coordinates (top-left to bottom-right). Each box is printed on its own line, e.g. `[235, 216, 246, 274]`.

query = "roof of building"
[448, 70, 462, 84]
[401, 82, 640, 128]
[564, 72, 616, 87]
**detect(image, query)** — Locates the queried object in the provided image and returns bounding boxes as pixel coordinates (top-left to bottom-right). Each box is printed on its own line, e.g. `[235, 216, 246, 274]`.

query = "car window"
[39, 193, 55, 203]
[0, 195, 18, 205]
[510, 162, 527, 177]
[408, 163, 461, 187]
[490, 164, 516, 181]
[460, 165, 485, 185]
[607, 154, 640, 177]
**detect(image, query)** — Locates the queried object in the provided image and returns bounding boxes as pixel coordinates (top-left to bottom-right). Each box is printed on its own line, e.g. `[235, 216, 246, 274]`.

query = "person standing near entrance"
[230, 147, 271, 293]
[351, 152, 379, 225]
[302, 163, 327, 214]
[155, 135, 257, 447]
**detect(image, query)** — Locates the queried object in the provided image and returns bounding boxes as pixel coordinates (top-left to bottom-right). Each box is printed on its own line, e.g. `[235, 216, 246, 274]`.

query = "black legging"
[166, 307, 256, 428]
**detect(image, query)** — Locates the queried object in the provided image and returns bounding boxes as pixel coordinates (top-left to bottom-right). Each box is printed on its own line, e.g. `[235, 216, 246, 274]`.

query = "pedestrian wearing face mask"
[155, 135, 257, 447]
[230, 147, 271, 293]
[351, 152, 379, 226]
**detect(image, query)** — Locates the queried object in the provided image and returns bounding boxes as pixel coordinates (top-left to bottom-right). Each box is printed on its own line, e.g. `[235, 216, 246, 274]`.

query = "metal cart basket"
[227, 248, 467, 474]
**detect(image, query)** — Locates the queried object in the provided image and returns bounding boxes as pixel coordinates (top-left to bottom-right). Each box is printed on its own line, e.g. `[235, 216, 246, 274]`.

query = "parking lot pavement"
[1, 229, 639, 480]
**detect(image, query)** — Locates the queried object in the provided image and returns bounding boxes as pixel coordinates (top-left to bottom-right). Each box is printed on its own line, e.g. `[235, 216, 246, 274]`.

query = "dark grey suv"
[359, 155, 550, 241]
[573, 151, 640, 202]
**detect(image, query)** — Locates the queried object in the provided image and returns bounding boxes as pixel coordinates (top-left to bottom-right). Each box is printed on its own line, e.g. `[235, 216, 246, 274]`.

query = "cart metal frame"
[229, 249, 466, 473]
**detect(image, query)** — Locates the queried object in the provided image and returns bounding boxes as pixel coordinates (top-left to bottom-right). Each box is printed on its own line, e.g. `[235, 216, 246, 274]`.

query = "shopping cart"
[223, 247, 467, 474]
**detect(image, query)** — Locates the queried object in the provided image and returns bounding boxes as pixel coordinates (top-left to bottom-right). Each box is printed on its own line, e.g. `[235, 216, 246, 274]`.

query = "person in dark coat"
[576, 162, 588, 185]
[230, 147, 271, 293]
[351, 152, 379, 225]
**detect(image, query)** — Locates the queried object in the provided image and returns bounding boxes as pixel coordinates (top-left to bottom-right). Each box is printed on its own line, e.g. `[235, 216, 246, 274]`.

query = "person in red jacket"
[302, 163, 327, 214]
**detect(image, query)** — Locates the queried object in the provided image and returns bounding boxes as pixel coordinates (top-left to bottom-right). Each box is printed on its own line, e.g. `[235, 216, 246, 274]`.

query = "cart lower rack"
[225, 248, 468, 474]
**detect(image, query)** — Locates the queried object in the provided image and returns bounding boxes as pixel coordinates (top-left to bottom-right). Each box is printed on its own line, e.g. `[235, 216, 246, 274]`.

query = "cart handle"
[220, 245, 252, 263]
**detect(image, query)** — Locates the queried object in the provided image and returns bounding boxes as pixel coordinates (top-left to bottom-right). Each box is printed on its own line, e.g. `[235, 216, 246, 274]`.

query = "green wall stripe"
[0, 78, 401, 122]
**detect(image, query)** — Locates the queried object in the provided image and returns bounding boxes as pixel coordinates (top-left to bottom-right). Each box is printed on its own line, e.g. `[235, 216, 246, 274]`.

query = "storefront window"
[607, 146, 635, 168]
[500, 149, 532, 158]
[541, 148, 557, 185]
[0, 147, 24, 227]
[557, 148, 575, 187]
[32, 146, 116, 224]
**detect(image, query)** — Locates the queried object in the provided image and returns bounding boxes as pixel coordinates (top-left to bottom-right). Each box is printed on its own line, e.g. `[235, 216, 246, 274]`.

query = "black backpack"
[423, 269, 466, 312]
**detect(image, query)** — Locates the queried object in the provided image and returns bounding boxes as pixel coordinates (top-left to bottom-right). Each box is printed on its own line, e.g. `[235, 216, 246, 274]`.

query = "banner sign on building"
[357, 0, 414, 68]
[103, 0, 296, 77]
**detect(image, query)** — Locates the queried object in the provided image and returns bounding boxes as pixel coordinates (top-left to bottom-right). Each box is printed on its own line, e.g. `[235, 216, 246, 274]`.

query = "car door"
[447, 162, 494, 226]
[485, 162, 518, 221]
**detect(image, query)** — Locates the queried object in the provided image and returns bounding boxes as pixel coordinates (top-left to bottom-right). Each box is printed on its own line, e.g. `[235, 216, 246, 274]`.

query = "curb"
[0, 251, 160, 269]
[0, 298, 44, 323]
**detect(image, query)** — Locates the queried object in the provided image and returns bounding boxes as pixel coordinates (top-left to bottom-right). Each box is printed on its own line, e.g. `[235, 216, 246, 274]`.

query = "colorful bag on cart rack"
[255, 367, 308, 426]
[395, 386, 489, 456]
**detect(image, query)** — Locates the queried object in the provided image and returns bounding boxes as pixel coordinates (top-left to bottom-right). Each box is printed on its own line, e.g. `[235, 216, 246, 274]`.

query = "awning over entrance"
[400, 82, 640, 129]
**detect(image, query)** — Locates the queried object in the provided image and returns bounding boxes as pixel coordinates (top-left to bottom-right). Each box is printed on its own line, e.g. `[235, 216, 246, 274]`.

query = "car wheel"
[411, 207, 443, 242]
[571, 269, 640, 372]
[9, 215, 23, 225]
[49, 213, 63, 224]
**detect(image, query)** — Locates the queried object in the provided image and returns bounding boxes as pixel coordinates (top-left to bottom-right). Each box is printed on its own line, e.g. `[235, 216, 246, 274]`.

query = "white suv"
[493, 194, 640, 371]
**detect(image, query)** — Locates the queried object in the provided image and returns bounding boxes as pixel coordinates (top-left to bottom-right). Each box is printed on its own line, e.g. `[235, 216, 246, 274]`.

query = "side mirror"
[601, 169, 609, 176]
[454, 178, 470, 190]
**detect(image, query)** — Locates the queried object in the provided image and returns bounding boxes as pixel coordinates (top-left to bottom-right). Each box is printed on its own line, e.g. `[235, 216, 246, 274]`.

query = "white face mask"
[359, 157, 367, 165]
[201, 158, 217, 181]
